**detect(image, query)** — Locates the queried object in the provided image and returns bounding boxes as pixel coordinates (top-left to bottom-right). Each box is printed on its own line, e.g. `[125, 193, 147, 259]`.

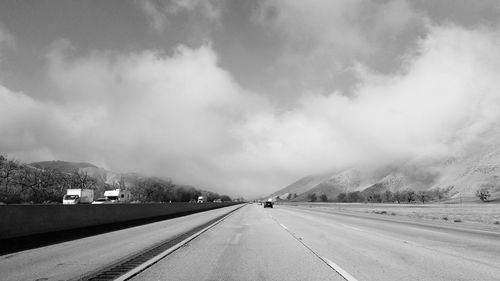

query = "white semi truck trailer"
[103, 189, 131, 203]
[63, 189, 94, 204]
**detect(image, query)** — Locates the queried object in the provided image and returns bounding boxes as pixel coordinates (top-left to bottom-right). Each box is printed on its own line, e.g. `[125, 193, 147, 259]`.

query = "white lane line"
[273, 217, 358, 281]
[279, 223, 288, 230]
[322, 257, 359, 281]
[114, 205, 243, 281]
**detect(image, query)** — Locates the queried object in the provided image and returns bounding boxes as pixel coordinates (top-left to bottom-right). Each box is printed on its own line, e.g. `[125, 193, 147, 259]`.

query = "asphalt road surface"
[0, 205, 241, 281]
[132, 203, 500, 281]
[130, 203, 345, 281]
[2, 203, 499, 281]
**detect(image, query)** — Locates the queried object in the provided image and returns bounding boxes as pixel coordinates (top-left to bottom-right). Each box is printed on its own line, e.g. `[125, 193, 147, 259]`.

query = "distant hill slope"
[433, 144, 500, 197]
[31, 160, 97, 172]
[29, 160, 227, 200]
[31, 160, 124, 186]
[269, 144, 500, 201]
[268, 172, 338, 200]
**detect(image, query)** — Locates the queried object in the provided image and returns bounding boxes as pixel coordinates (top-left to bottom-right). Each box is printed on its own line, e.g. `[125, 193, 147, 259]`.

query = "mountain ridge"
[269, 145, 500, 202]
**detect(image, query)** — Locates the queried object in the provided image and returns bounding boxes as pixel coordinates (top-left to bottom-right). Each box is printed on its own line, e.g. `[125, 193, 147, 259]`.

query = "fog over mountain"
[2, 2, 500, 198]
[271, 140, 500, 201]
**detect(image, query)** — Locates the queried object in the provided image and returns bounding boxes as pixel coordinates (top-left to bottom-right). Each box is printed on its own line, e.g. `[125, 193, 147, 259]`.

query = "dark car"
[264, 201, 273, 208]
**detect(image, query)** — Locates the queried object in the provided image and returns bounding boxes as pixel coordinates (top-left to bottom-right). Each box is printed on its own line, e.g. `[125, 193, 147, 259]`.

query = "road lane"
[270, 205, 500, 281]
[0, 205, 241, 281]
[4, 202, 498, 281]
[130, 204, 345, 281]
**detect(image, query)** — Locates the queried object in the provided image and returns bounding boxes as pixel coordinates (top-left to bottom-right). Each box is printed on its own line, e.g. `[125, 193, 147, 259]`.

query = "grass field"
[281, 201, 500, 228]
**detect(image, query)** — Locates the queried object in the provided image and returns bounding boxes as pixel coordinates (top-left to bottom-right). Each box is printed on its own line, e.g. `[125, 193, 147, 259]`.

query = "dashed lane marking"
[275, 217, 359, 281]
[322, 257, 359, 281]
[279, 223, 288, 230]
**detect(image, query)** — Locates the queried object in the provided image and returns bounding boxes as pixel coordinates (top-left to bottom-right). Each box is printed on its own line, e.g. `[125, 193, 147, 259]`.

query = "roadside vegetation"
[0, 155, 231, 204]
[292, 188, 452, 204]
[293, 185, 497, 205]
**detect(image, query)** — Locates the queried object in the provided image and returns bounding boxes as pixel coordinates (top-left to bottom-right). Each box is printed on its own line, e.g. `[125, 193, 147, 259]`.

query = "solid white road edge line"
[114, 205, 243, 281]
[276, 218, 359, 281]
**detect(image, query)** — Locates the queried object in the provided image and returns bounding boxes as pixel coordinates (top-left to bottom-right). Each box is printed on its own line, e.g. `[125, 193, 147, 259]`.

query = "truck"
[197, 196, 206, 203]
[103, 189, 131, 203]
[63, 189, 94, 204]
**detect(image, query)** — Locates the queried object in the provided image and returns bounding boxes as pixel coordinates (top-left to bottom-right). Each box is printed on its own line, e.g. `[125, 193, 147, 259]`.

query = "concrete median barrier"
[0, 202, 239, 240]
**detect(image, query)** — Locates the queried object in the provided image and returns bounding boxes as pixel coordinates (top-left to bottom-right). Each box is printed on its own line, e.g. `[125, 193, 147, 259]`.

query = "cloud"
[3, 24, 500, 198]
[136, 0, 222, 32]
[41, 41, 271, 195]
[255, 0, 427, 95]
[230, 24, 500, 193]
[136, 0, 169, 32]
[0, 24, 15, 64]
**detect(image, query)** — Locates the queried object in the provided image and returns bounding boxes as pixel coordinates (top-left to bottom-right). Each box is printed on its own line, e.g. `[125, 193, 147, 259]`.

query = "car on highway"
[264, 201, 273, 208]
[91, 197, 112, 204]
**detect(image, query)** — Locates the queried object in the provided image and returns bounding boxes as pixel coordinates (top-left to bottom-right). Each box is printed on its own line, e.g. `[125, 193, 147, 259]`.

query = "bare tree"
[476, 188, 491, 202]
[405, 190, 415, 203]
[393, 191, 403, 204]
[308, 193, 317, 202]
[383, 190, 393, 203]
[417, 191, 429, 204]
[70, 170, 97, 190]
[0, 156, 21, 202]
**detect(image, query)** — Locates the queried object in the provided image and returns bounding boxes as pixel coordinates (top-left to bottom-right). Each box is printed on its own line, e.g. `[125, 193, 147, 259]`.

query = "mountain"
[31, 160, 97, 172]
[28, 160, 230, 200]
[31, 160, 125, 186]
[433, 144, 500, 197]
[268, 172, 339, 200]
[269, 144, 500, 202]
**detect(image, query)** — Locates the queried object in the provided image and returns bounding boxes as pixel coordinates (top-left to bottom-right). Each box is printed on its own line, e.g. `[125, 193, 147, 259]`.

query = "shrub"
[308, 193, 317, 202]
[476, 188, 491, 202]
[320, 194, 328, 202]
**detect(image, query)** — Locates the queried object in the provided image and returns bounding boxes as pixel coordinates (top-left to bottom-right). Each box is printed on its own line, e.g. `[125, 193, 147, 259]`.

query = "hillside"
[31, 161, 97, 172]
[269, 144, 500, 202]
[433, 144, 500, 197]
[0, 158, 231, 203]
[268, 172, 339, 200]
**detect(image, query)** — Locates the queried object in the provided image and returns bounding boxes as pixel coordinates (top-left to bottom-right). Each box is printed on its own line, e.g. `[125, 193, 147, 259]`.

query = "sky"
[2, 1, 500, 198]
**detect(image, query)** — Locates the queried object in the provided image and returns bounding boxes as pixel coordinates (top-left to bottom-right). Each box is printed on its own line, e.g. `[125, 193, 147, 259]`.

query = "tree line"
[0, 155, 98, 203]
[297, 188, 452, 204]
[335, 188, 450, 204]
[0, 155, 231, 204]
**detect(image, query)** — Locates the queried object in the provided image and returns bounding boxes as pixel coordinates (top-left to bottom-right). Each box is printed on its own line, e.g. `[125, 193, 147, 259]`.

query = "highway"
[1, 203, 500, 280]
[0, 205, 241, 281]
[131, 204, 500, 281]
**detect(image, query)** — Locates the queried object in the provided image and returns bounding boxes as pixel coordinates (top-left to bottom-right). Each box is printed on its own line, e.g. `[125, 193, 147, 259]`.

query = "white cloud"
[2, 24, 500, 198]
